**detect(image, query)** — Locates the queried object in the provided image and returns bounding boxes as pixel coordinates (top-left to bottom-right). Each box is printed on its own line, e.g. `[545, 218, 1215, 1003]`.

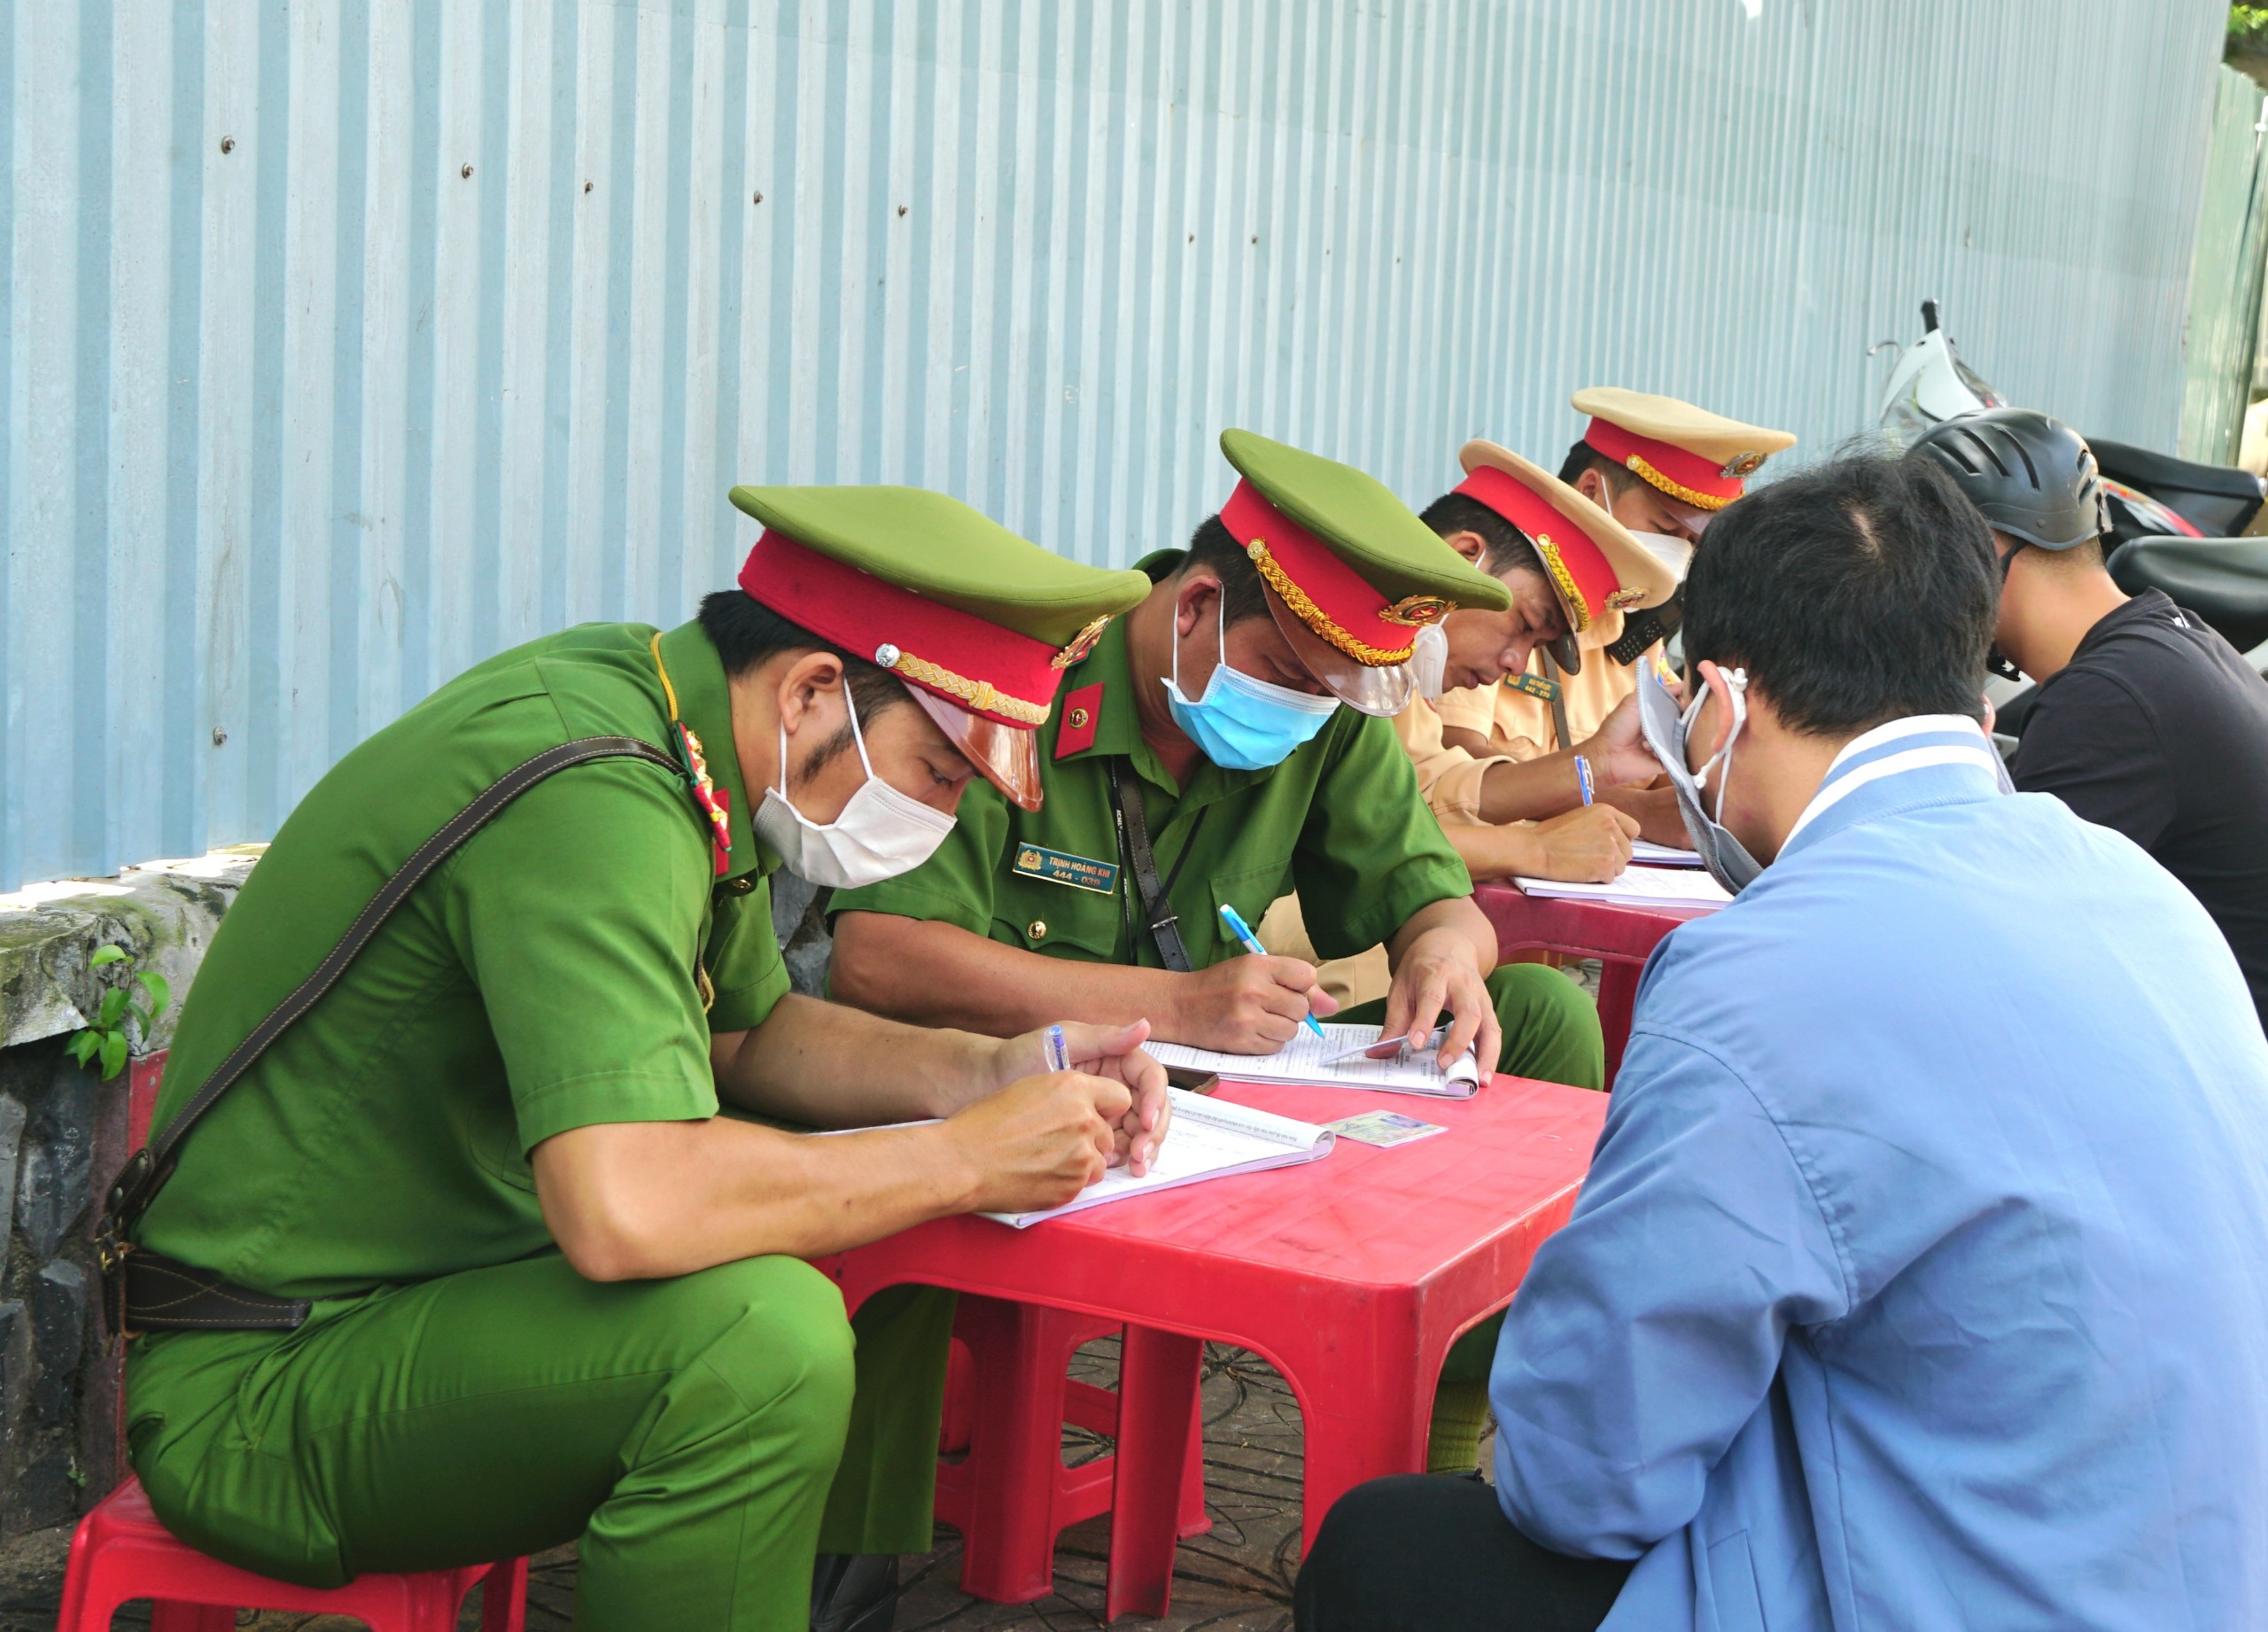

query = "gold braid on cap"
[1243, 540, 1423, 666]
[1623, 453, 1733, 512]
[885, 649, 1051, 726]
[1531, 533, 1593, 634]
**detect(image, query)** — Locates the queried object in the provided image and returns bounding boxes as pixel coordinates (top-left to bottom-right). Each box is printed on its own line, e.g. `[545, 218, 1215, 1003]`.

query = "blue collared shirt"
[1491, 715, 2268, 1631]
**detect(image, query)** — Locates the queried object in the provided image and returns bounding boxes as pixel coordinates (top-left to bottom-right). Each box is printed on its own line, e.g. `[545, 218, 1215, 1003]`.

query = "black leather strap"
[1106, 758, 1203, 974]
[100, 734, 681, 1336]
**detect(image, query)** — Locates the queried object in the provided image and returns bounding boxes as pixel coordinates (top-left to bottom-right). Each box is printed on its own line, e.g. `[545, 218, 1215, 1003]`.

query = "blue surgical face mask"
[1162, 598, 1338, 771]
[1636, 661, 1764, 894]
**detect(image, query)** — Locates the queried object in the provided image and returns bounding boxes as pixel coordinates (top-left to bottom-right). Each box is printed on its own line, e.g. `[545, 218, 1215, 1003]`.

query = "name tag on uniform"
[1012, 844, 1120, 894]
[1505, 672, 1562, 703]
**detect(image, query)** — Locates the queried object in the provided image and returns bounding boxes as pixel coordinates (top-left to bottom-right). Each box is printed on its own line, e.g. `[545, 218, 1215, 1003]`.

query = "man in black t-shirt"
[1913, 410, 2268, 1028]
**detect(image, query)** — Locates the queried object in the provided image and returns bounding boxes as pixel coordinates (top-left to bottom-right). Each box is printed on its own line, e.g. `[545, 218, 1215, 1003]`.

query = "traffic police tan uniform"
[1275, 447, 1678, 1006]
[1438, 391, 1796, 757]
[120, 489, 1148, 1631]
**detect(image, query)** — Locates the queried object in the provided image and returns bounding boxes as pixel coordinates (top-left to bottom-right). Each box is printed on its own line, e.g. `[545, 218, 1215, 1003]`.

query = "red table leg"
[1103, 1325, 1206, 1621]
[1272, 1337, 1432, 1553]
[1597, 960, 1642, 1083]
[951, 1296, 1082, 1603]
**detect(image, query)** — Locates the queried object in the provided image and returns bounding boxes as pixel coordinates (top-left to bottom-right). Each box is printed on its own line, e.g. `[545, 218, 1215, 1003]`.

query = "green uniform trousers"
[125, 1251, 949, 1631]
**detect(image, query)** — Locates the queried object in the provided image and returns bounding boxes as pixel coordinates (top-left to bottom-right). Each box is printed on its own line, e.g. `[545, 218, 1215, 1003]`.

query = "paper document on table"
[1513, 867, 1733, 910]
[1629, 838, 1704, 867]
[1141, 1024, 1481, 1098]
[984, 1087, 1334, 1228]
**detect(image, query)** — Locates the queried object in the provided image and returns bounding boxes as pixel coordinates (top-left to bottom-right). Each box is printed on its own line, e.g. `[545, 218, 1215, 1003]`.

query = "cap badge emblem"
[1379, 594, 1454, 628]
[1052, 615, 1110, 670]
[1720, 451, 1767, 479]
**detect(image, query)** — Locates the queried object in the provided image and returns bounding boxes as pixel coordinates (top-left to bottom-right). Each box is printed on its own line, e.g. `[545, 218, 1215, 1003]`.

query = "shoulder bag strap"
[99, 735, 680, 1331]
[1106, 758, 1205, 974]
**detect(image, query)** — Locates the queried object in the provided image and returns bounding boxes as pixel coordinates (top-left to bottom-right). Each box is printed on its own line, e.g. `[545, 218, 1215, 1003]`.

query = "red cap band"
[1218, 479, 1430, 665]
[1452, 464, 1620, 633]
[1582, 417, 1744, 509]
[737, 531, 1061, 727]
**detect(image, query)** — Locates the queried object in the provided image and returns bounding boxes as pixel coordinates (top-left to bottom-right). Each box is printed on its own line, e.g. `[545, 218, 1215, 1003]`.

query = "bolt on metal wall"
[0, 0, 2228, 890]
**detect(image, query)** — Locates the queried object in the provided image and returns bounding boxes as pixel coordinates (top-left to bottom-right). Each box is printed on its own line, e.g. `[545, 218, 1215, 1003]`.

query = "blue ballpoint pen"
[1216, 903, 1327, 1038]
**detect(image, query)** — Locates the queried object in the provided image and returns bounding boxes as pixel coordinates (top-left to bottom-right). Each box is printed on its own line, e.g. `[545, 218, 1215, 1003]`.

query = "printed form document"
[984, 1087, 1334, 1228]
[1143, 1024, 1482, 1098]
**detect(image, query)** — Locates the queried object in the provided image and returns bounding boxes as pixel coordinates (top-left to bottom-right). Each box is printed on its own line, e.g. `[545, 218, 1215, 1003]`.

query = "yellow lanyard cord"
[649, 632, 683, 723]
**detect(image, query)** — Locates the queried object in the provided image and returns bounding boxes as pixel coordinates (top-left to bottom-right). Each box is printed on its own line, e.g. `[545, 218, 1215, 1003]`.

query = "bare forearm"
[711, 992, 994, 1126]
[535, 1119, 980, 1276]
[1476, 751, 1587, 824]
[833, 911, 1178, 1037]
[1386, 896, 1499, 975]
[1444, 821, 1547, 884]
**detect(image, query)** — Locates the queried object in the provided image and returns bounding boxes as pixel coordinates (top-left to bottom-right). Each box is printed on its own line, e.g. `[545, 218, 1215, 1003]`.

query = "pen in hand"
[1216, 903, 1326, 1038]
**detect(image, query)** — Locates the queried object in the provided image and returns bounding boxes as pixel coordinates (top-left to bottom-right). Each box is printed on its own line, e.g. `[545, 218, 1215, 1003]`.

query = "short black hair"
[1416, 492, 1543, 579]
[696, 590, 911, 725]
[1557, 441, 1639, 499]
[1182, 515, 1274, 626]
[1679, 451, 1997, 735]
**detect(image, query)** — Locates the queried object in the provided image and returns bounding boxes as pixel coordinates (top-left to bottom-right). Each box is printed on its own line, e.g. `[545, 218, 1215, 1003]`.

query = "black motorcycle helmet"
[1907, 408, 2109, 552]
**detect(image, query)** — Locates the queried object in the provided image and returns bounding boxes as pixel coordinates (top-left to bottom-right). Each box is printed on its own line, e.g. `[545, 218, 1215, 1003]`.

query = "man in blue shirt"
[1294, 452, 2268, 1631]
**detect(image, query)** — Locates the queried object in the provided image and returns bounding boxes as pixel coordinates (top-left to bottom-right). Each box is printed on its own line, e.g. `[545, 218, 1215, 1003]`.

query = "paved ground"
[0, 1335, 1497, 1630]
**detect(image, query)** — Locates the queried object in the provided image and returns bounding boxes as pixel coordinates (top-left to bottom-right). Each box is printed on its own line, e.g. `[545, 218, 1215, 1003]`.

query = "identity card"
[1324, 1110, 1448, 1147]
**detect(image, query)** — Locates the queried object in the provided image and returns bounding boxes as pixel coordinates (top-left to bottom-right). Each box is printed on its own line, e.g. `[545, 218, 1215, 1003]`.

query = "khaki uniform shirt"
[1390, 698, 1517, 827]
[1435, 610, 1659, 760]
[831, 552, 1472, 970]
[137, 621, 786, 1300]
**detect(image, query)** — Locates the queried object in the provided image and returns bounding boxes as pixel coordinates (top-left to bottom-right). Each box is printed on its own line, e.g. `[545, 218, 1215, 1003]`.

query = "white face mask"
[750, 692, 955, 889]
[1629, 530, 1697, 581]
[1410, 622, 1449, 701]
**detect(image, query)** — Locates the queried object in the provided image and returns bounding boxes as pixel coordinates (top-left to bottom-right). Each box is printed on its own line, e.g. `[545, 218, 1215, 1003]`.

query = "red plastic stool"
[58, 1476, 527, 1632]
[934, 1296, 1208, 1605]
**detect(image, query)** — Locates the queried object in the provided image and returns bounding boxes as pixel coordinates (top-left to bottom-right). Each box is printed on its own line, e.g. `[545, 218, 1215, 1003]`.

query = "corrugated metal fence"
[2181, 63, 2268, 463]
[0, 0, 2229, 890]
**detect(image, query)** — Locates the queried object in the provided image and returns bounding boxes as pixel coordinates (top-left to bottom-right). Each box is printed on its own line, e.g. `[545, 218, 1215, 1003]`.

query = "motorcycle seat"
[2088, 437, 2267, 503]
[2105, 536, 2268, 653]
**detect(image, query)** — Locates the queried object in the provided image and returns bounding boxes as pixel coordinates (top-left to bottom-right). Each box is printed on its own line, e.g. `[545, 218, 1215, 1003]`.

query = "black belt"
[99, 735, 683, 1337]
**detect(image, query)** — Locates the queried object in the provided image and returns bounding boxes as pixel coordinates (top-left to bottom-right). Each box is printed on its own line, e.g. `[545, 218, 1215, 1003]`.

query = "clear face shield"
[1259, 584, 1418, 717]
[905, 684, 1045, 812]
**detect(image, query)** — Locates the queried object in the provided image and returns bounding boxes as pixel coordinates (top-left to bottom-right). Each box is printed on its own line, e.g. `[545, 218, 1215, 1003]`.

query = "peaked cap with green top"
[1216, 430, 1510, 675]
[728, 483, 1148, 807]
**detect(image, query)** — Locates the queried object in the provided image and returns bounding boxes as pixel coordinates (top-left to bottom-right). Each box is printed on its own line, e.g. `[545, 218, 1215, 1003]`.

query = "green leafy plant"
[2232, 5, 2268, 57]
[66, 944, 171, 1083]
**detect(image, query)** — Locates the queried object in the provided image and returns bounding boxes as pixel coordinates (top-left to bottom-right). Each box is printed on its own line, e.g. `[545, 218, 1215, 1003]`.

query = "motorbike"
[1871, 301, 2268, 728]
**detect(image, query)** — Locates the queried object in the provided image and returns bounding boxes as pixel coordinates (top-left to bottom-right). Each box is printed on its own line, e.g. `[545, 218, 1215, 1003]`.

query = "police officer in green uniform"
[827, 431, 1606, 1492]
[118, 486, 1163, 1632]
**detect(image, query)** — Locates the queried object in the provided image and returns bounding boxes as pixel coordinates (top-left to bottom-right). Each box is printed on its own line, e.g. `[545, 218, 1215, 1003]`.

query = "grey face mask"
[1636, 662, 1765, 895]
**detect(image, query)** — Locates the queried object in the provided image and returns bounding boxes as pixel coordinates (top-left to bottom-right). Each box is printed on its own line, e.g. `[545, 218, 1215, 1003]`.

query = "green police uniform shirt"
[136, 620, 785, 1301]
[831, 552, 1472, 969]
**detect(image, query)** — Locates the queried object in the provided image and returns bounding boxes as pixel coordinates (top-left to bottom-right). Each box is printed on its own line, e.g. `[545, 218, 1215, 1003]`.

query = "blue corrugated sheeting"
[0, 0, 2228, 890]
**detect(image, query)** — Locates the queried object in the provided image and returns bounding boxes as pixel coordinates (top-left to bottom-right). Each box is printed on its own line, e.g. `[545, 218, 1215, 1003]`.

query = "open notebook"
[1143, 1023, 1482, 1098]
[984, 1087, 1334, 1228]
[1630, 837, 1704, 867]
[1512, 867, 1733, 910]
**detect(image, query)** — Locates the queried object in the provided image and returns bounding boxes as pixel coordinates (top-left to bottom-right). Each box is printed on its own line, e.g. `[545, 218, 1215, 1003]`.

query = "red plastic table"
[822, 1075, 1606, 1619]
[1474, 882, 1718, 1081]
